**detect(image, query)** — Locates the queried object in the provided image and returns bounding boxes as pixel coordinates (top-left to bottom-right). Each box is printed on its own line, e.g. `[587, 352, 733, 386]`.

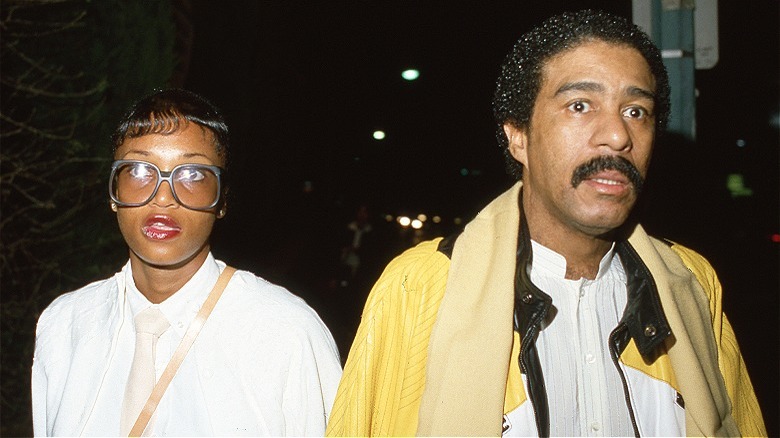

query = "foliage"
[0, 0, 175, 435]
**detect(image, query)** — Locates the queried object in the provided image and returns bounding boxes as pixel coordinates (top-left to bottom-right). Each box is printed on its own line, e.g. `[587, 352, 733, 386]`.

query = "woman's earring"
[217, 208, 227, 218]
[110, 202, 118, 212]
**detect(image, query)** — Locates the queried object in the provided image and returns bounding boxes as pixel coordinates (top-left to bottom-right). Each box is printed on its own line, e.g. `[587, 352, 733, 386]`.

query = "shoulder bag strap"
[128, 266, 237, 437]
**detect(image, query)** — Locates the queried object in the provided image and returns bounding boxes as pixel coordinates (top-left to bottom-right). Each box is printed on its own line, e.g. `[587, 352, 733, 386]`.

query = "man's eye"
[567, 101, 591, 113]
[623, 106, 648, 119]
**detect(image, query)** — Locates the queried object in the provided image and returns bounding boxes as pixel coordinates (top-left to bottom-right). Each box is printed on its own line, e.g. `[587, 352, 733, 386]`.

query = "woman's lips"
[142, 215, 181, 240]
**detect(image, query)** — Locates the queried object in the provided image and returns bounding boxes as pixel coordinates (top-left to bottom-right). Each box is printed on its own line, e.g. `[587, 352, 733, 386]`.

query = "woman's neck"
[128, 248, 210, 304]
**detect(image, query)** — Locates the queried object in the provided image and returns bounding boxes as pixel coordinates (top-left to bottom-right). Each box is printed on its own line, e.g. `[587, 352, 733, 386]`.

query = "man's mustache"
[570, 155, 644, 195]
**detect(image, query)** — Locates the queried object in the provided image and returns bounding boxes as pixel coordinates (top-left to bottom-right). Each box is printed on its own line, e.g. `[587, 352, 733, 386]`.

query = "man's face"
[113, 122, 225, 270]
[505, 40, 656, 240]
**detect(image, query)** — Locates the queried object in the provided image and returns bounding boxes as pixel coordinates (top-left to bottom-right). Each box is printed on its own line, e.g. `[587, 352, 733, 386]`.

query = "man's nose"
[593, 112, 632, 152]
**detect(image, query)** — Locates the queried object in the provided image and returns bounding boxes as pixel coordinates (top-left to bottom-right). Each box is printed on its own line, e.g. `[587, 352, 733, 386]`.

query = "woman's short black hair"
[112, 88, 230, 170]
[493, 9, 670, 179]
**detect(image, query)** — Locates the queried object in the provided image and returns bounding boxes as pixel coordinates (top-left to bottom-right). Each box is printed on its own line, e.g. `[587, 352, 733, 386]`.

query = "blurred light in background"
[411, 219, 423, 229]
[373, 130, 386, 140]
[726, 173, 753, 197]
[397, 216, 411, 227]
[401, 69, 419, 81]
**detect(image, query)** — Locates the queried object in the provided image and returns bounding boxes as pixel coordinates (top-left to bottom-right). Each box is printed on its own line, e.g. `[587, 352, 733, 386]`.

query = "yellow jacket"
[326, 182, 765, 437]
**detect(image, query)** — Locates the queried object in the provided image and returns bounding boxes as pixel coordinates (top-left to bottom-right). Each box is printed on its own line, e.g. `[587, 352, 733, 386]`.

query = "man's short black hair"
[493, 9, 670, 179]
[112, 88, 230, 170]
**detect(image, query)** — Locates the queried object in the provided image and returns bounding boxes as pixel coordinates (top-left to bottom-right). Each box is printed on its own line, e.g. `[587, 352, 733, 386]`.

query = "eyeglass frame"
[109, 159, 225, 211]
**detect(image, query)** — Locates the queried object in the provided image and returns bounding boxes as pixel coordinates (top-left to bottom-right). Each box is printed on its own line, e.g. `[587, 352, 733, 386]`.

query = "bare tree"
[1, 1, 177, 434]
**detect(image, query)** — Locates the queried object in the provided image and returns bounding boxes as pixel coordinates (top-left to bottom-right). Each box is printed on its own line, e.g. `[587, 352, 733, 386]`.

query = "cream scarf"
[417, 182, 738, 436]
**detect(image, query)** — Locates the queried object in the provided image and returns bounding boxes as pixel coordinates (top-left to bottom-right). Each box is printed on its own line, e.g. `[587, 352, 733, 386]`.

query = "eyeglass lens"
[112, 162, 219, 209]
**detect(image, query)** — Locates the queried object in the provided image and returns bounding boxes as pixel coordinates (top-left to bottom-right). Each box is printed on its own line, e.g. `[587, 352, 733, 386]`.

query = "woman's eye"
[568, 101, 591, 113]
[176, 167, 206, 183]
[129, 164, 155, 179]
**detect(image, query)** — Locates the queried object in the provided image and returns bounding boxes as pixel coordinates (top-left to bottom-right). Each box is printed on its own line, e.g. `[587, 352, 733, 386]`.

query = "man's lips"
[583, 170, 631, 194]
[571, 155, 644, 195]
[587, 170, 629, 185]
[142, 215, 181, 240]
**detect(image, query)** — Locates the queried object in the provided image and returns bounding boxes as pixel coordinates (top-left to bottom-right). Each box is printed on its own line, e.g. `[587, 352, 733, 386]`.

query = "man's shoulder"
[643, 235, 718, 277]
[361, 237, 453, 313]
[381, 237, 453, 283]
[635, 232, 722, 303]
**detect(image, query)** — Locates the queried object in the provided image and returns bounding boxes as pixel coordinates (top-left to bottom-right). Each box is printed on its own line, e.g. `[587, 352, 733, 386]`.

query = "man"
[326, 10, 765, 437]
[32, 89, 342, 436]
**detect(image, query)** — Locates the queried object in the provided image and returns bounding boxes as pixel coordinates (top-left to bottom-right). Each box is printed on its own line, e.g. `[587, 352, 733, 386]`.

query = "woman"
[32, 89, 342, 436]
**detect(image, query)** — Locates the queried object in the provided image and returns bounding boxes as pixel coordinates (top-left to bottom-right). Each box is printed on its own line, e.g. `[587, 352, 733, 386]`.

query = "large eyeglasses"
[109, 160, 223, 211]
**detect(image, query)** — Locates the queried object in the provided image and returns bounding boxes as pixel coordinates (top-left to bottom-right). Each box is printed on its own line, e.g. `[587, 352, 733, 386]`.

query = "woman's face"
[113, 122, 224, 270]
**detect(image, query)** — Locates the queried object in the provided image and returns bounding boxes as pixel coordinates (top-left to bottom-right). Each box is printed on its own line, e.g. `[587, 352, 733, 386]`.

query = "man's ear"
[503, 123, 528, 167]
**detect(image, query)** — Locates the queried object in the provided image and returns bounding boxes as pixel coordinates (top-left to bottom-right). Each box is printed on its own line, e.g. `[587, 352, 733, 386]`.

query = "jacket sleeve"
[280, 311, 343, 436]
[326, 239, 449, 437]
[32, 330, 48, 437]
[672, 245, 767, 437]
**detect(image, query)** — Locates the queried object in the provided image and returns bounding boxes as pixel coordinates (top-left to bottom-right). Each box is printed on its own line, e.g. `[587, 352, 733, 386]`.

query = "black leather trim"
[436, 231, 461, 259]
[615, 241, 673, 358]
[513, 194, 551, 437]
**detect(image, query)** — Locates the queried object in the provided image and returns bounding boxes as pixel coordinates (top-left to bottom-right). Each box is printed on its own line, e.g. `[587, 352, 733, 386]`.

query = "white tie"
[121, 307, 170, 436]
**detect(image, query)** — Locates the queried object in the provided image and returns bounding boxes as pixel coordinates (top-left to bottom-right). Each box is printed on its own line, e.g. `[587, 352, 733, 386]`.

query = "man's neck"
[523, 205, 613, 281]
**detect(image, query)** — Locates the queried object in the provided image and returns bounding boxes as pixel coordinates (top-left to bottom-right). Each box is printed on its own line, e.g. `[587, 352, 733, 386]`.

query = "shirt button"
[585, 353, 595, 363]
[178, 321, 185, 329]
[591, 421, 601, 431]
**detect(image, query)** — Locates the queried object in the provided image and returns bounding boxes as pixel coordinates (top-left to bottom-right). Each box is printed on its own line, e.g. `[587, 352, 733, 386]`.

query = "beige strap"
[128, 266, 237, 437]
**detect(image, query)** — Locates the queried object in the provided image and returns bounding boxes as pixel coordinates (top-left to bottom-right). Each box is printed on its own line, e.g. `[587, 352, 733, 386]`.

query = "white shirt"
[529, 240, 634, 437]
[32, 253, 343, 436]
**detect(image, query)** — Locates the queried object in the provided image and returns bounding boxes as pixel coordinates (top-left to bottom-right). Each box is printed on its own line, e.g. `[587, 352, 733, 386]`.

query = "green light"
[726, 173, 753, 197]
[401, 69, 420, 81]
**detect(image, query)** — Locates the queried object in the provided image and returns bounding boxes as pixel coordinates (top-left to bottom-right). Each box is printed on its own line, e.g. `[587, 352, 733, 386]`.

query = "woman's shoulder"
[220, 268, 326, 326]
[35, 272, 122, 356]
[39, 274, 120, 322]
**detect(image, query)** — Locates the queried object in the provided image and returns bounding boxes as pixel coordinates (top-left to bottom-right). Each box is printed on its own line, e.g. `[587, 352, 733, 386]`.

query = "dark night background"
[2, 1, 777, 435]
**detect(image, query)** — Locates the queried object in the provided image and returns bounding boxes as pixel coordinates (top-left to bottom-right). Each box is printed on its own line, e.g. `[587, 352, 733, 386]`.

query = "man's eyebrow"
[554, 81, 604, 96]
[554, 82, 656, 102]
[627, 86, 656, 101]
